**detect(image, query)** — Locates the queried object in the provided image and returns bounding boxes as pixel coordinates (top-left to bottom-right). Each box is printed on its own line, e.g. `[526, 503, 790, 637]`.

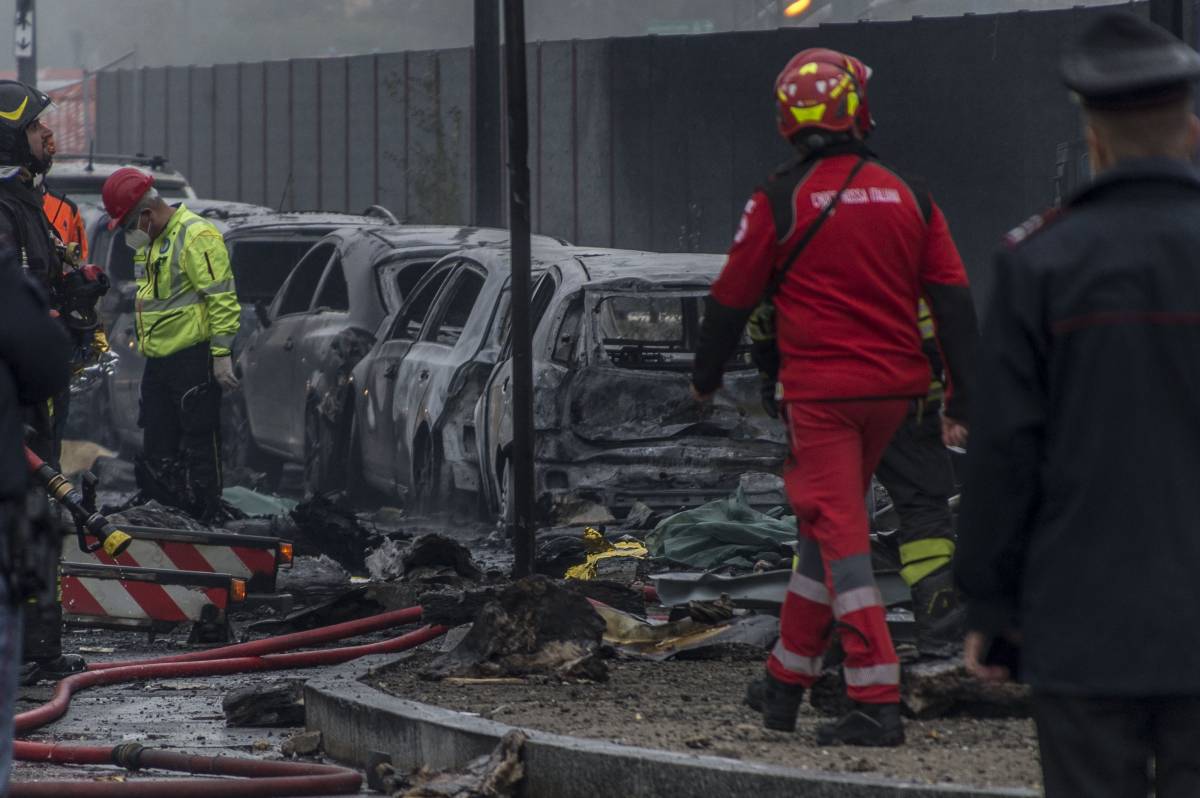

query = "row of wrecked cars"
[80, 201, 786, 524]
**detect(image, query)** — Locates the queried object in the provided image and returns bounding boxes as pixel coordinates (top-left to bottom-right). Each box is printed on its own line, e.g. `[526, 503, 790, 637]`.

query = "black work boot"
[910, 564, 965, 659]
[21, 654, 86, 685]
[744, 675, 766, 712]
[816, 702, 905, 747]
[761, 672, 806, 732]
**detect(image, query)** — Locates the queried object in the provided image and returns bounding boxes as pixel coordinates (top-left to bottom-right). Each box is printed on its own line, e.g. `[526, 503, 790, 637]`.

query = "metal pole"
[15, 0, 36, 88]
[503, 0, 536, 578]
[475, 0, 503, 228]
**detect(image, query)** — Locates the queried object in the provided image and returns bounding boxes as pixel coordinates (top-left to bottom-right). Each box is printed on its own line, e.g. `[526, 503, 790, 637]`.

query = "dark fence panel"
[94, 6, 1122, 304]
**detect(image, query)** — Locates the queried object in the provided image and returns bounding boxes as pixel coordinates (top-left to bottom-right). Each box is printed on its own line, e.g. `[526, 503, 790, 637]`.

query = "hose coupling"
[112, 741, 147, 771]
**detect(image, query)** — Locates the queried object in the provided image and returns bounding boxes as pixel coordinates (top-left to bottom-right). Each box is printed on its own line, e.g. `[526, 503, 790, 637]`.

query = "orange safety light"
[784, 0, 812, 16]
[230, 578, 247, 603]
[277, 542, 294, 566]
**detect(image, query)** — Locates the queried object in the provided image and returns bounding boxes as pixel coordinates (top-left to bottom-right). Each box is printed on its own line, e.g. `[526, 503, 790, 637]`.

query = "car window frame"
[387, 260, 459, 343]
[271, 240, 336, 318]
[374, 253, 440, 314]
[311, 251, 351, 313]
[422, 261, 487, 348]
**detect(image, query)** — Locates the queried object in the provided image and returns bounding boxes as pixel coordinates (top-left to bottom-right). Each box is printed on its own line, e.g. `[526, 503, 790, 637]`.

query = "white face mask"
[124, 214, 150, 250]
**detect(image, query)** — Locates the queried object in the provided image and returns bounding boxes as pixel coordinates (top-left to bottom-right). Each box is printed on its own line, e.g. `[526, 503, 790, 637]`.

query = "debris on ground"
[247, 582, 420, 636]
[108, 499, 209, 531]
[375, 730, 526, 798]
[276, 555, 351, 601]
[90, 455, 138, 494]
[368, 533, 483, 583]
[563, 580, 646, 616]
[594, 603, 777, 661]
[425, 576, 607, 682]
[419, 587, 501, 628]
[622, 500, 659, 530]
[221, 486, 298, 518]
[289, 493, 376, 571]
[563, 527, 647, 581]
[681, 593, 735, 625]
[369, 656, 1040, 791]
[554, 497, 616, 526]
[222, 679, 306, 727]
[281, 730, 323, 757]
[808, 658, 1031, 720]
[645, 488, 795, 572]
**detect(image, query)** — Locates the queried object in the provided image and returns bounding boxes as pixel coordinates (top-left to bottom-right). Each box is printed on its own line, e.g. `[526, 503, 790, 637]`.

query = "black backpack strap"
[763, 156, 868, 302]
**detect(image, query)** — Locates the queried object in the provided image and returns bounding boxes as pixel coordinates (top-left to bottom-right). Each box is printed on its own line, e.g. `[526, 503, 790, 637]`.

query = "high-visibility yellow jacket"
[133, 205, 240, 358]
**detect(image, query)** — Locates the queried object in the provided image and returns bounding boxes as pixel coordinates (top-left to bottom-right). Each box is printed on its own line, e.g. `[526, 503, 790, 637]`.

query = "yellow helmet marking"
[0, 96, 29, 122]
[790, 103, 827, 124]
[797, 62, 819, 76]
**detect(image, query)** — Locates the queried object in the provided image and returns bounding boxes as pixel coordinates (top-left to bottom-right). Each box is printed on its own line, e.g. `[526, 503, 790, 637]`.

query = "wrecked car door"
[391, 261, 487, 493]
[241, 241, 334, 455]
[477, 274, 568, 513]
[356, 262, 454, 494]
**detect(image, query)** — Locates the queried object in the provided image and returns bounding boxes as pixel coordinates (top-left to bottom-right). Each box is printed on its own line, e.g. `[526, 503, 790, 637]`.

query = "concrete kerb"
[305, 658, 1038, 798]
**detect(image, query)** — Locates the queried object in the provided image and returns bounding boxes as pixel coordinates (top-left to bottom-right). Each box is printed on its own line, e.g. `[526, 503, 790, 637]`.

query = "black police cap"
[1061, 11, 1200, 109]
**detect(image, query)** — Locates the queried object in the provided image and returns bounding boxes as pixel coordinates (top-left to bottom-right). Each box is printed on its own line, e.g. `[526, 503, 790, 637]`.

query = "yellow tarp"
[563, 527, 648, 580]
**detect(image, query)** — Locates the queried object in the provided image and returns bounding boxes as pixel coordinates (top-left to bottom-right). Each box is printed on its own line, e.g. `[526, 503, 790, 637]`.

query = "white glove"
[213, 355, 239, 391]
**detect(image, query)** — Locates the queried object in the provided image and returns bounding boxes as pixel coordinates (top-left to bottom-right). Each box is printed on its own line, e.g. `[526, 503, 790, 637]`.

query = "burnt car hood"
[566, 364, 782, 445]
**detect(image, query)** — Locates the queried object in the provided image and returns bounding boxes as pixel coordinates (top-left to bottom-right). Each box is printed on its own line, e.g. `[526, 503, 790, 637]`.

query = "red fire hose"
[11, 606, 448, 797]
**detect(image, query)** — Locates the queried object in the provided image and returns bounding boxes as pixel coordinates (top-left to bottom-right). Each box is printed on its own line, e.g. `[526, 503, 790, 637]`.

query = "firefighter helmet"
[774, 48, 874, 140]
[0, 80, 52, 175]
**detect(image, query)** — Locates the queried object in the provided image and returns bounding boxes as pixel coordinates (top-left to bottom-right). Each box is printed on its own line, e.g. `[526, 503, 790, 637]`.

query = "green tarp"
[645, 488, 795, 571]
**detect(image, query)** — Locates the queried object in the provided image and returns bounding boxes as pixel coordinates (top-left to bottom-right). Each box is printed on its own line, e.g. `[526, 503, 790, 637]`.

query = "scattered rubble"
[595, 603, 777, 661]
[425, 576, 608, 682]
[554, 497, 616, 526]
[289, 493, 377, 571]
[622, 500, 659, 530]
[373, 730, 526, 798]
[108, 499, 209, 531]
[276, 555, 351, 601]
[280, 729, 323, 757]
[368, 533, 483, 583]
[222, 679, 306, 727]
[248, 582, 421, 636]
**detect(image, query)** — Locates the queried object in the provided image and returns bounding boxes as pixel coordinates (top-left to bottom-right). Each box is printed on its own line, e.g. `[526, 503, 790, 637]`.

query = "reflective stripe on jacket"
[134, 205, 239, 358]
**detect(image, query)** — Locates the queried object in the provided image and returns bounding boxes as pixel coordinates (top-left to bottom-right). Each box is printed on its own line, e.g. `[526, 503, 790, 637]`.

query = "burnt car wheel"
[497, 459, 514, 527]
[304, 404, 346, 496]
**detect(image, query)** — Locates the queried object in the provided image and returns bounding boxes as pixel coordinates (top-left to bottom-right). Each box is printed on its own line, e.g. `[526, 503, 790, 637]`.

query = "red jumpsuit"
[694, 144, 976, 704]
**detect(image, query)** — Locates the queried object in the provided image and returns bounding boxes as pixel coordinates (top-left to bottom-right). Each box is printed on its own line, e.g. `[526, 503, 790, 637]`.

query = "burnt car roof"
[464, 245, 725, 287]
[366, 225, 568, 251]
[568, 249, 726, 286]
[222, 211, 390, 236]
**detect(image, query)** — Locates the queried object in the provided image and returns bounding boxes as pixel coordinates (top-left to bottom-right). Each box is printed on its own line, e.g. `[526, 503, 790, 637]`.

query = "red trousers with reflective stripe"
[767, 399, 909, 704]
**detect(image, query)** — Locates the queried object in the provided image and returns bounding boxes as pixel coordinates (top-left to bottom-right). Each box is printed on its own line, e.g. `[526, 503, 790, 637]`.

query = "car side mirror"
[254, 300, 272, 329]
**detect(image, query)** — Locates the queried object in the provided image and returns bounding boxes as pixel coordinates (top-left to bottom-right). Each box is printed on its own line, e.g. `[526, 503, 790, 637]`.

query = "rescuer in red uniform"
[692, 48, 978, 746]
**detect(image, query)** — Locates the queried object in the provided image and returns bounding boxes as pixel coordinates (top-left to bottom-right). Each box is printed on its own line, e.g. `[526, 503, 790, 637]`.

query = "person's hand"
[213, 355, 239, 391]
[942, 415, 968, 448]
[964, 630, 1019, 683]
[691, 383, 715, 402]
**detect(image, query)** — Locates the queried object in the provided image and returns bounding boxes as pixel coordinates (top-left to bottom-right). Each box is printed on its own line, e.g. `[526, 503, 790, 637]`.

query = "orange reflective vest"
[42, 189, 88, 261]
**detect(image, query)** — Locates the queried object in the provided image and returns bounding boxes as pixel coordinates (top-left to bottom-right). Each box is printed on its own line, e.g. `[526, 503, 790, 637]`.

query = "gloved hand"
[213, 355, 239, 391]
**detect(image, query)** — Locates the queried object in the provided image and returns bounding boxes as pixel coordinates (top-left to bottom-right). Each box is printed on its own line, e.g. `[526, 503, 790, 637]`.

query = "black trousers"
[1034, 692, 1200, 798]
[140, 343, 222, 513]
[874, 402, 955, 551]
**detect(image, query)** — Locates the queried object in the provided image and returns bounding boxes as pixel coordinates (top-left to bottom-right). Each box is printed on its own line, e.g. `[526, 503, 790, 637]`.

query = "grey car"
[474, 248, 787, 523]
[240, 226, 562, 495]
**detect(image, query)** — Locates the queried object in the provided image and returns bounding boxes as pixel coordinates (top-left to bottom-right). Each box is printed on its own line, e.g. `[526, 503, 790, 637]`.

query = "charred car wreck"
[474, 249, 787, 523]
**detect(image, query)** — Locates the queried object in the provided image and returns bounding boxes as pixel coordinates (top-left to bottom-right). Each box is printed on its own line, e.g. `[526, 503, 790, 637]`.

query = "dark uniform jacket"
[0, 243, 70, 499]
[957, 157, 1200, 695]
[0, 175, 60, 291]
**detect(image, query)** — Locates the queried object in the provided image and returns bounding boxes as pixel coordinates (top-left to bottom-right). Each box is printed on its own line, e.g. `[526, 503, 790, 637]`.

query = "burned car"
[241, 226, 562, 495]
[475, 249, 787, 523]
[96, 210, 389, 457]
[349, 238, 567, 506]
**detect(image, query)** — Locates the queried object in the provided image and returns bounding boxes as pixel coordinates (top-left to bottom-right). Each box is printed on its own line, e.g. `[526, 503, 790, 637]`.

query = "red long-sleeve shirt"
[710, 151, 971, 405]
